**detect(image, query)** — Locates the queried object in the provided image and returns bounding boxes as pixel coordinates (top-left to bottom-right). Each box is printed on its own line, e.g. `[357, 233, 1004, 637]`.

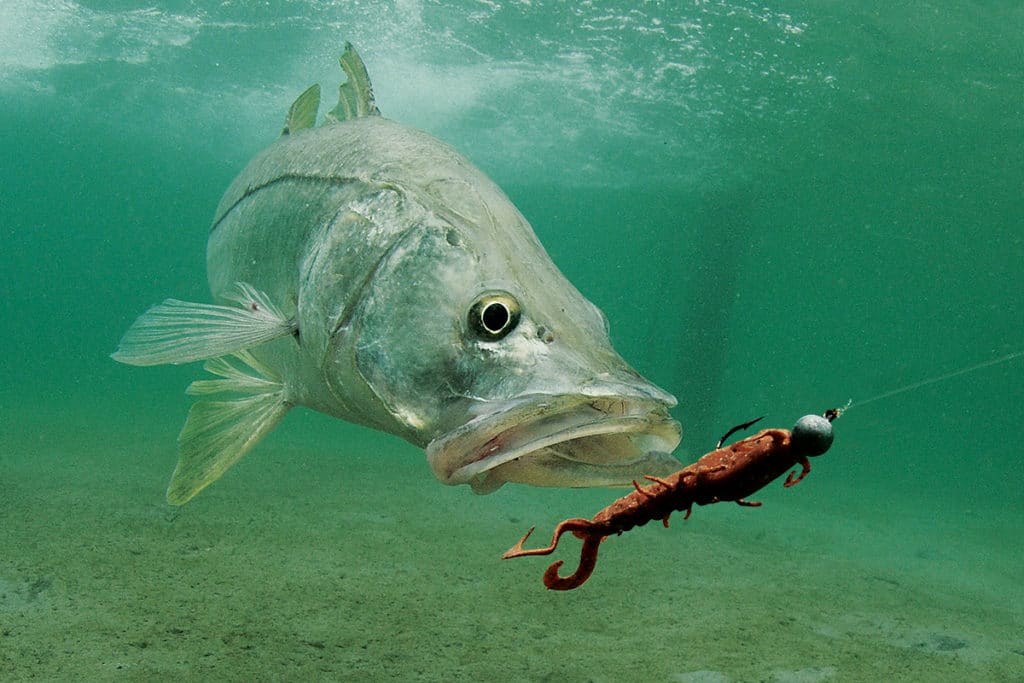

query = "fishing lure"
[502, 408, 843, 590]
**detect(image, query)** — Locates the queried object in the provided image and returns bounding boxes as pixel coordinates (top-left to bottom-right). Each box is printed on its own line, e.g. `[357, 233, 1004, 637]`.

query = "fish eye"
[468, 292, 521, 340]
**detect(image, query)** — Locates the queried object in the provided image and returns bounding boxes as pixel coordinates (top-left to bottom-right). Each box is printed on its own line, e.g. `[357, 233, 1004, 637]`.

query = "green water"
[2, 2, 1022, 680]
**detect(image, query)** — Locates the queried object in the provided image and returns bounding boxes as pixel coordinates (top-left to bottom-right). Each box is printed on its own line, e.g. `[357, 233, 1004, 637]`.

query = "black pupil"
[482, 302, 509, 332]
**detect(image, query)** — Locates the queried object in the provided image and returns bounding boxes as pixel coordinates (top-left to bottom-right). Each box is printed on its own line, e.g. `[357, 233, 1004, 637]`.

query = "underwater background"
[2, 1, 1022, 680]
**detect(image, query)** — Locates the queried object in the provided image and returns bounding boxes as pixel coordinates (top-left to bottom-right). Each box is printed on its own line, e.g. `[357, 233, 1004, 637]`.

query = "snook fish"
[113, 44, 682, 504]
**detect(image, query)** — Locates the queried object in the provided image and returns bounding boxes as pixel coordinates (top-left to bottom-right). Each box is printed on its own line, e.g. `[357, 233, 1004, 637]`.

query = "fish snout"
[578, 370, 678, 408]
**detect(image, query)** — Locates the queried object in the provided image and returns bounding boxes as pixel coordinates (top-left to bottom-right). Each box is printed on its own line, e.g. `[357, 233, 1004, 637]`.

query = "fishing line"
[844, 349, 1024, 413]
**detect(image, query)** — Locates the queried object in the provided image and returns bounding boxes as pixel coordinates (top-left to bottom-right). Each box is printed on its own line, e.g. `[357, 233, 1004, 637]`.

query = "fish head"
[344, 176, 681, 493]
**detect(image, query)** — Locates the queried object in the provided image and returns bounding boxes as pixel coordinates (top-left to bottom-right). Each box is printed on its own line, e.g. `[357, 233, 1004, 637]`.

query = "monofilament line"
[849, 349, 1024, 411]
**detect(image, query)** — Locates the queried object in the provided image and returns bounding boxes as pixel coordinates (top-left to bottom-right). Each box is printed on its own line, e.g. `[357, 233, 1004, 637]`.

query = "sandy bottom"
[2, 401, 1022, 681]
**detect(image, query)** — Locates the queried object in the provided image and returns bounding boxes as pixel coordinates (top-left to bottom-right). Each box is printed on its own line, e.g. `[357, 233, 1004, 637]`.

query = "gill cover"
[349, 220, 479, 437]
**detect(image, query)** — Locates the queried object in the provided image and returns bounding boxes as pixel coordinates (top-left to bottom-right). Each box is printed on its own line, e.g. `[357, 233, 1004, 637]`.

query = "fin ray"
[186, 350, 282, 396]
[112, 283, 296, 366]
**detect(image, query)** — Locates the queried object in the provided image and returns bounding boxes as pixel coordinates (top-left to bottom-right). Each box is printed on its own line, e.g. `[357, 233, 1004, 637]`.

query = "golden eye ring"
[468, 292, 521, 340]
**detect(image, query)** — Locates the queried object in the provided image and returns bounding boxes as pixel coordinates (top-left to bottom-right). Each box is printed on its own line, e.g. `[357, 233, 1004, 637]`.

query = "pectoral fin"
[167, 351, 290, 505]
[111, 282, 296, 366]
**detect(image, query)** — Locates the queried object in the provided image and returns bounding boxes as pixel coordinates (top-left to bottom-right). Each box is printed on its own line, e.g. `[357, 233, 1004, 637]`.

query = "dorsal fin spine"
[325, 42, 380, 123]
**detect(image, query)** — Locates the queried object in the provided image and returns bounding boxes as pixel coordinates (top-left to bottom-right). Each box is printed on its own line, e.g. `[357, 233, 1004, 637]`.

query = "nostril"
[536, 325, 555, 344]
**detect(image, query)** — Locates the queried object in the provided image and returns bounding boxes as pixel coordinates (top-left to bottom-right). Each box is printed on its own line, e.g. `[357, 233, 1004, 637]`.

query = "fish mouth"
[425, 394, 681, 493]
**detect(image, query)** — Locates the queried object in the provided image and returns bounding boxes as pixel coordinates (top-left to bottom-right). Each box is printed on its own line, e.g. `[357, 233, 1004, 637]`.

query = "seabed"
[2, 400, 1020, 681]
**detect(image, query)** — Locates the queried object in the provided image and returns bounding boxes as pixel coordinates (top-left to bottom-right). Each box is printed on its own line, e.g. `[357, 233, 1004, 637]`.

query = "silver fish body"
[114, 45, 681, 503]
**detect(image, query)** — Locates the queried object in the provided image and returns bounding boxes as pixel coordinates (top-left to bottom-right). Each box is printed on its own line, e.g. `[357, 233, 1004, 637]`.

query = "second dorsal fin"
[325, 42, 380, 123]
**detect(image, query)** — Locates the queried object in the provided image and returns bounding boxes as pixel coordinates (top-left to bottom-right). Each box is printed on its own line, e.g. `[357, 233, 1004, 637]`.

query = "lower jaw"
[426, 395, 681, 487]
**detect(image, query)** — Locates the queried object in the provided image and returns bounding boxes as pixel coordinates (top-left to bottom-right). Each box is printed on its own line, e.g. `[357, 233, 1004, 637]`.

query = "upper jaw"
[425, 393, 681, 491]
